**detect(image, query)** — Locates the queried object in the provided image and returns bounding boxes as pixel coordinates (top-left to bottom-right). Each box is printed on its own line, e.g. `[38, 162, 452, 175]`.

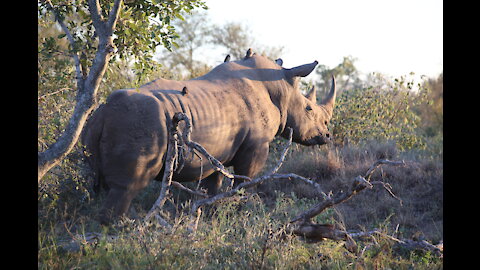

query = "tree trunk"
[38, 0, 121, 182]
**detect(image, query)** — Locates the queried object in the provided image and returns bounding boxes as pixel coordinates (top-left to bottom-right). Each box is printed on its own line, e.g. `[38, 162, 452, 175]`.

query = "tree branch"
[348, 229, 443, 257]
[269, 128, 293, 174]
[41, 0, 84, 89]
[38, 0, 120, 181]
[144, 114, 183, 223]
[87, 0, 105, 32]
[174, 112, 252, 182]
[171, 181, 208, 198]
[290, 160, 406, 224]
[141, 112, 409, 256]
[107, 0, 122, 31]
[188, 127, 296, 215]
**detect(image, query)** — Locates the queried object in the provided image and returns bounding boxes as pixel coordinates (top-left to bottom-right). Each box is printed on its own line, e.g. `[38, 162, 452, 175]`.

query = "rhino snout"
[315, 131, 332, 145]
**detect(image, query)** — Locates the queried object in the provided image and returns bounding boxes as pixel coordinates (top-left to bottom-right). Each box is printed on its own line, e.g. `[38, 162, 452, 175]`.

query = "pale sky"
[202, 0, 443, 79]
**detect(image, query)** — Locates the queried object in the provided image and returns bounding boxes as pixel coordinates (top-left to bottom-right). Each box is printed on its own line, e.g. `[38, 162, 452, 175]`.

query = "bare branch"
[364, 159, 405, 180]
[141, 112, 408, 249]
[348, 229, 442, 257]
[38, 87, 73, 101]
[173, 112, 252, 182]
[144, 115, 182, 224]
[41, 0, 84, 89]
[268, 127, 293, 174]
[371, 180, 403, 205]
[171, 181, 208, 198]
[290, 159, 405, 224]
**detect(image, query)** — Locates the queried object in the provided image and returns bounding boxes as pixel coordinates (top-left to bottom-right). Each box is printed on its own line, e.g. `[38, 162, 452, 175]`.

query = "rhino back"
[96, 65, 282, 182]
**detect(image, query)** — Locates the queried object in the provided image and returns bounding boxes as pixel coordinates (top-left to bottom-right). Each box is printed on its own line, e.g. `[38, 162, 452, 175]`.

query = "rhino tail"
[81, 104, 107, 194]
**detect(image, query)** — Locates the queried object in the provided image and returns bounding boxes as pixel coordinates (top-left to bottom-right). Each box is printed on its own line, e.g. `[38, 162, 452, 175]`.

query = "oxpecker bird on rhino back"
[81, 49, 337, 224]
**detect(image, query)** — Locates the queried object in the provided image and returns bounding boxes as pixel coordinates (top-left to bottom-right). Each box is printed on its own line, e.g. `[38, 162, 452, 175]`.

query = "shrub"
[330, 73, 430, 151]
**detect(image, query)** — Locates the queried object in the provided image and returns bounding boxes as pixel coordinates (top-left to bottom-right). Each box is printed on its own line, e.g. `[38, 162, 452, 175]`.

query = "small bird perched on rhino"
[81, 48, 336, 224]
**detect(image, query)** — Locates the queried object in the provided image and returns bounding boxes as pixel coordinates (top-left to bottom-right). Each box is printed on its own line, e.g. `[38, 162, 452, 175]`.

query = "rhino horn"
[320, 75, 336, 116]
[285, 60, 318, 78]
[305, 85, 316, 102]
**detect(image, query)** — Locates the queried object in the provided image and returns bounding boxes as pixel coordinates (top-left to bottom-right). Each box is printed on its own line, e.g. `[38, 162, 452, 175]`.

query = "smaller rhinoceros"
[81, 49, 336, 224]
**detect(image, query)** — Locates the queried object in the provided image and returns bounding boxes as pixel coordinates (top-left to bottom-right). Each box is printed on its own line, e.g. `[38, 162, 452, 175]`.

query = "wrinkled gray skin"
[81, 50, 336, 224]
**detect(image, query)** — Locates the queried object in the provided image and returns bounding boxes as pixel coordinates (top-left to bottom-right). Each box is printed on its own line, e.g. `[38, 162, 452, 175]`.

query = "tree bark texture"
[38, 0, 121, 181]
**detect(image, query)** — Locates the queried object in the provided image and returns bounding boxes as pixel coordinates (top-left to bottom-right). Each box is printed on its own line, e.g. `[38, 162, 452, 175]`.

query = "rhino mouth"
[303, 135, 330, 146]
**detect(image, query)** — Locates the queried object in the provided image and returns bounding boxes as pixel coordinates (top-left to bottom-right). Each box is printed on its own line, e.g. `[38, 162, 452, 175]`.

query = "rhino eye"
[324, 121, 328, 125]
[306, 105, 313, 111]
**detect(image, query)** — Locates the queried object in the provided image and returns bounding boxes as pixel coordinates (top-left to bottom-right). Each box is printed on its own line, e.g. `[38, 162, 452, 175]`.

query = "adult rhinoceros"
[81, 49, 336, 224]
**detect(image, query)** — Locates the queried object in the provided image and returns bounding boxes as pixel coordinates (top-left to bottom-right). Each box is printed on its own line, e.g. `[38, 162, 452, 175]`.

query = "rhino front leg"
[199, 172, 223, 195]
[232, 142, 269, 186]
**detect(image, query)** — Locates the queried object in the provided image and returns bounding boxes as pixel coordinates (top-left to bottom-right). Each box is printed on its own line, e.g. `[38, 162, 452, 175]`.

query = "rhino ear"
[305, 85, 316, 102]
[275, 58, 283, 66]
[285, 60, 318, 79]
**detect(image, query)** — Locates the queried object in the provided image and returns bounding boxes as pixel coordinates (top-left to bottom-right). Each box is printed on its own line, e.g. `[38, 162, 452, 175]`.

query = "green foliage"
[38, 4, 442, 268]
[330, 73, 430, 150]
[38, 0, 208, 229]
[316, 55, 363, 96]
[38, 0, 207, 87]
[417, 73, 443, 138]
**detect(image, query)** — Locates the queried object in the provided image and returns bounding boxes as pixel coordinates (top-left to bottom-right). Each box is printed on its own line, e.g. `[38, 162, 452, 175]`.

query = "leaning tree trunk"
[38, 0, 122, 182]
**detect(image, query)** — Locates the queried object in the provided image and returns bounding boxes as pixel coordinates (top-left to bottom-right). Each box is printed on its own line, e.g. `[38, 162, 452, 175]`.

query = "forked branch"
[145, 113, 416, 255]
[290, 159, 405, 224]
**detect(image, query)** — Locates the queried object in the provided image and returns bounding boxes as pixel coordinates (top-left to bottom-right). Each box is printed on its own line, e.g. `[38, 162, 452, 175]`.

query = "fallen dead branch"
[290, 159, 405, 224]
[174, 112, 251, 183]
[348, 229, 443, 257]
[171, 181, 208, 198]
[187, 127, 305, 216]
[141, 113, 441, 257]
[144, 113, 184, 227]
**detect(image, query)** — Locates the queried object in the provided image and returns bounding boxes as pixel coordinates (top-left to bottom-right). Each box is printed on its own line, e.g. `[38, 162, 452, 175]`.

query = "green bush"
[330, 74, 430, 151]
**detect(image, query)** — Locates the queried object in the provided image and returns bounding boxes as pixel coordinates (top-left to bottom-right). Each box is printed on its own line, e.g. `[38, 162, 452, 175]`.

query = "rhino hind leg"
[98, 186, 141, 224]
[97, 152, 165, 224]
[199, 172, 223, 196]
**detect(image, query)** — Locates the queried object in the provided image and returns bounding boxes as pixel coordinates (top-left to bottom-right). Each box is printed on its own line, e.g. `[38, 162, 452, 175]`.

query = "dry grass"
[259, 140, 443, 242]
[38, 139, 443, 269]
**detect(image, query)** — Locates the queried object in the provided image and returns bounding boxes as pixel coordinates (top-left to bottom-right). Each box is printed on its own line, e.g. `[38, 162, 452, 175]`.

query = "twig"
[174, 112, 252, 182]
[41, 0, 84, 88]
[348, 229, 443, 257]
[171, 181, 208, 198]
[364, 159, 405, 181]
[38, 88, 73, 101]
[371, 181, 403, 206]
[188, 128, 295, 216]
[269, 128, 293, 174]
[290, 159, 405, 224]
